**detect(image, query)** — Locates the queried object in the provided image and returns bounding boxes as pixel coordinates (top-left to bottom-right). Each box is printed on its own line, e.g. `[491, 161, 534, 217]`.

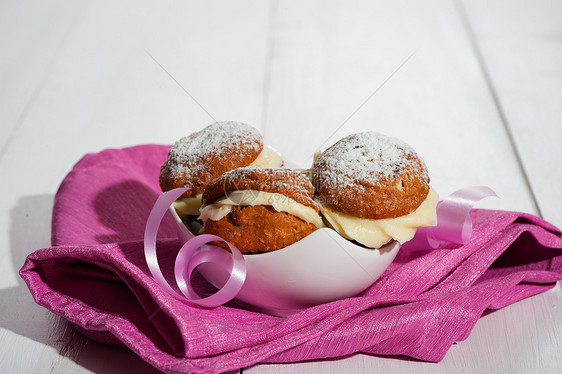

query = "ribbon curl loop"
[144, 188, 246, 307]
[402, 186, 497, 250]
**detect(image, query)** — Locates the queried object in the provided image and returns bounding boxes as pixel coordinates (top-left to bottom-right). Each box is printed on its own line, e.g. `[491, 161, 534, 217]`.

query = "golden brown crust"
[159, 122, 263, 197]
[205, 205, 317, 253]
[201, 167, 318, 212]
[312, 132, 430, 219]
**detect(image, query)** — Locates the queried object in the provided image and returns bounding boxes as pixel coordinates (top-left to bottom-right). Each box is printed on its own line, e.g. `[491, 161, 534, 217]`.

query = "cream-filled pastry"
[312, 132, 438, 248]
[201, 167, 323, 253]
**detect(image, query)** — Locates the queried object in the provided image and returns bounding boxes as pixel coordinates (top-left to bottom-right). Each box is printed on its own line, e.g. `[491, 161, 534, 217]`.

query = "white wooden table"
[1, 0, 561, 373]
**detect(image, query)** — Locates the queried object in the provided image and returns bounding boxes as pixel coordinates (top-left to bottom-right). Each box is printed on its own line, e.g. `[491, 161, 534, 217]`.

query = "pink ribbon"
[402, 186, 497, 250]
[144, 186, 495, 308]
[144, 188, 246, 307]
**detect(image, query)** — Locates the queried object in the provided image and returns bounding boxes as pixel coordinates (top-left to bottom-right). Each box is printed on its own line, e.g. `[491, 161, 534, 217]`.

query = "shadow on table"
[0, 194, 162, 374]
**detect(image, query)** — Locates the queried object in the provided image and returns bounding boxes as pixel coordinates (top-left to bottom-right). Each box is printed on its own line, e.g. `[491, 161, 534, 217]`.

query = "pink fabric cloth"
[20, 145, 562, 374]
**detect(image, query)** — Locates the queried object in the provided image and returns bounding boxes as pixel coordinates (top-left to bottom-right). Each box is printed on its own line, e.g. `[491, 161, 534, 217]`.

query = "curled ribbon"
[402, 186, 497, 250]
[144, 188, 246, 307]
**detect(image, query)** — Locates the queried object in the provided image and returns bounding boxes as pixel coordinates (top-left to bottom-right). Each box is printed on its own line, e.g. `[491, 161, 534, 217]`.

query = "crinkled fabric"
[20, 145, 562, 374]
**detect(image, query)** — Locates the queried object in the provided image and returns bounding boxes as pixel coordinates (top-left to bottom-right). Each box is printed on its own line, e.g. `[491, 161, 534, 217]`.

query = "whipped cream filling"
[319, 187, 439, 249]
[249, 147, 284, 168]
[173, 194, 203, 217]
[199, 190, 324, 228]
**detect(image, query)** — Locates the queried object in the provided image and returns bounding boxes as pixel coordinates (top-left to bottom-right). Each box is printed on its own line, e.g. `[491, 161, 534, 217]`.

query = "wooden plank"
[460, 0, 562, 229]
[0, 0, 269, 373]
[0, 0, 86, 153]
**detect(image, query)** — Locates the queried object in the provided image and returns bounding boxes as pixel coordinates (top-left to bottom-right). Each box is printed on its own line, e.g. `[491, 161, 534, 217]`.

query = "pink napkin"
[20, 145, 562, 374]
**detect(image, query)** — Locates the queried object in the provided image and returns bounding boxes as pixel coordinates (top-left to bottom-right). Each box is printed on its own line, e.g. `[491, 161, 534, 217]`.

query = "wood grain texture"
[0, 0, 87, 153]
[0, 0, 560, 373]
[460, 0, 562, 229]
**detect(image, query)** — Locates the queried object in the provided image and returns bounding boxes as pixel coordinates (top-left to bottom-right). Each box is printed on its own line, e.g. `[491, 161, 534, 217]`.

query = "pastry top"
[160, 122, 263, 197]
[201, 166, 318, 212]
[312, 132, 430, 219]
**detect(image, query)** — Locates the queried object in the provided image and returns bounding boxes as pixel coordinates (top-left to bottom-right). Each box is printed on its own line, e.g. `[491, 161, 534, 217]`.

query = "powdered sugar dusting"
[206, 166, 318, 210]
[313, 132, 428, 190]
[167, 122, 262, 175]
[226, 166, 311, 195]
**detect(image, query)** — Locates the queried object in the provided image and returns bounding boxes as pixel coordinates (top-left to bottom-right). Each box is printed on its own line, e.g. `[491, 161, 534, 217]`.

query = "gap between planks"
[454, 0, 543, 218]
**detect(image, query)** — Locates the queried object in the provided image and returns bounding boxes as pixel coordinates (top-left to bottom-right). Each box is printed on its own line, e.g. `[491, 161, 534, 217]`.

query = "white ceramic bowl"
[170, 208, 400, 316]
[169, 145, 400, 315]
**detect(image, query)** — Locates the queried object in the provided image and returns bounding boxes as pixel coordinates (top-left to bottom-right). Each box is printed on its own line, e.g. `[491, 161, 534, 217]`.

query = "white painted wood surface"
[0, 0, 560, 373]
